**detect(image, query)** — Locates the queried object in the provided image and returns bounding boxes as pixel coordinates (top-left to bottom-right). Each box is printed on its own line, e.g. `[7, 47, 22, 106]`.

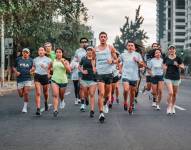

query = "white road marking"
[174, 105, 186, 111]
[64, 91, 71, 96]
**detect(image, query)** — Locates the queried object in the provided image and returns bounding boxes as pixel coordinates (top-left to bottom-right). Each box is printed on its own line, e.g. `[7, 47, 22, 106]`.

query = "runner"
[13, 48, 33, 113]
[33, 47, 52, 115]
[79, 47, 97, 117]
[51, 48, 71, 117]
[94, 32, 117, 123]
[111, 51, 121, 106]
[74, 38, 89, 109]
[44, 42, 56, 61]
[163, 45, 184, 114]
[148, 49, 164, 110]
[120, 41, 144, 115]
[143, 43, 159, 106]
[70, 57, 81, 105]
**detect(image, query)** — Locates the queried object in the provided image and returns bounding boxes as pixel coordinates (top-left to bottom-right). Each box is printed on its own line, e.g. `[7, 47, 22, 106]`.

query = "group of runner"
[13, 32, 185, 123]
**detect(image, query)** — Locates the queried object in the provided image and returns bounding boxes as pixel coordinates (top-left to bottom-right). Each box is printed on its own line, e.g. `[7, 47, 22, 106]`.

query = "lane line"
[65, 91, 71, 96]
[175, 105, 186, 111]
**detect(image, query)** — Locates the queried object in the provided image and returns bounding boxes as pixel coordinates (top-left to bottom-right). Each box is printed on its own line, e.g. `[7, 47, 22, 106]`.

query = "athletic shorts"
[122, 78, 137, 86]
[80, 80, 97, 87]
[17, 80, 33, 89]
[51, 80, 67, 88]
[146, 76, 152, 83]
[164, 78, 181, 86]
[151, 75, 164, 84]
[34, 74, 49, 85]
[112, 76, 120, 83]
[96, 73, 113, 85]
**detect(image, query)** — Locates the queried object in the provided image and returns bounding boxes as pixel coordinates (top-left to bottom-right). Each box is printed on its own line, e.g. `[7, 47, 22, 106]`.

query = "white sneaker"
[156, 105, 160, 110]
[80, 104, 86, 112]
[152, 102, 157, 107]
[166, 107, 172, 115]
[60, 100, 66, 109]
[103, 104, 109, 113]
[172, 106, 176, 114]
[77, 99, 81, 104]
[74, 99, 78, 105]
[22, 103, 28, 113]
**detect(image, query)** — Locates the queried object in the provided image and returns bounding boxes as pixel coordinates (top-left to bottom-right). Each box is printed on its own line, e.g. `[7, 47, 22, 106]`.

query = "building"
[185, 0, 191, 50]
[156, 0, 186, 51]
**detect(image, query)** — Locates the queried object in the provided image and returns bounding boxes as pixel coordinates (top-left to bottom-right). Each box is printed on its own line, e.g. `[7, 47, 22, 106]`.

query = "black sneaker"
[45, 102, 48, 111]
[124, 103, 128, 111]
[53, 111, 58, 117]
[36, 108, 41, 116]
[85, 99, 89, 106]
[90, 110, 94, 118]
[108, 103, 112, 109]
[99, 113, 105, 123]
[116, 98, 119, 104]
[128, 106, 133, 115]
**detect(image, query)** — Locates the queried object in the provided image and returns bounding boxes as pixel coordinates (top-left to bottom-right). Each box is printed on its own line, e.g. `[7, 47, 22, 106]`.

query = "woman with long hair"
[51, 48, 71, 117]
[163, 45, 184, 114]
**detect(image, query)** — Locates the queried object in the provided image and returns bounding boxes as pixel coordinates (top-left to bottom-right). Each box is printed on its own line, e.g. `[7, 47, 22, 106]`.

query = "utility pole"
[1, 15, 5, 87]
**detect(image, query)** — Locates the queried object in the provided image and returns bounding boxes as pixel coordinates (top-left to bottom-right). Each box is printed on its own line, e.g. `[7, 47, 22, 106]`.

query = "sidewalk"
[0, 81, 17, 96]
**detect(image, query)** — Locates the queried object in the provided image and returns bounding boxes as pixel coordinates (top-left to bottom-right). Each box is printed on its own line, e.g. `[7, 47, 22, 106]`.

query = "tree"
[113, 5, 148, 53]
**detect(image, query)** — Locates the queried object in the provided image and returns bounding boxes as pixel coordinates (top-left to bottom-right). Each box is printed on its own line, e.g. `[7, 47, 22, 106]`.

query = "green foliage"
[1, 0, 93, 58]
[113, 5, 148, 53]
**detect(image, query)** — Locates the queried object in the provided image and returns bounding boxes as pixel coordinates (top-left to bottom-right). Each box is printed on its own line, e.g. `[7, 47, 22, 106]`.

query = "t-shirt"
[120, 50, 143, 81]
[149, 58, 163, 76]
[14, 57, 33, 83]
[163, 56, 182, 80]
[47, 51, 56, 61]
[80, 56, 95, 81]
[74, 48, 87, 62]
[33, 56, 52, 75]
[51, 59, 68, 84]
[70, 59, 79, 80]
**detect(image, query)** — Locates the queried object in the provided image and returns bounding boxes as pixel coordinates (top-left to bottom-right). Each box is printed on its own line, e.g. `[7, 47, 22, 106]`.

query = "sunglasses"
[80, 41, 88, 43]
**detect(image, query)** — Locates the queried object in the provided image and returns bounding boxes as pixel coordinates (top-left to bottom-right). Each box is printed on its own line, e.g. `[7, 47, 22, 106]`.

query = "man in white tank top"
[93, 32, 118, 123]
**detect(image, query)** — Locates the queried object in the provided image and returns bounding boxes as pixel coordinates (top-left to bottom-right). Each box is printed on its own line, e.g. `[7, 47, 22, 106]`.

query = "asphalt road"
[0, 79, 191, 150]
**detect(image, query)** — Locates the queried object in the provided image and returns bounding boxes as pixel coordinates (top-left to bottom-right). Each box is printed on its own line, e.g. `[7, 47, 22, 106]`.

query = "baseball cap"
[22, 48, 30, 52]
[86, 46, 94, 51]
[168, 45, 176, 49]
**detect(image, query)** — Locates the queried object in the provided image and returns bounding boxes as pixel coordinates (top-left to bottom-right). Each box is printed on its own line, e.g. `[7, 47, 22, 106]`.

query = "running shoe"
[75, 99, 78, 105]
[80, 104, 86, 112]
[152, 102, 157, 107]
[124, 103, 128, 111]
[90, 110, 94, 118]
[85, 99, 89, 106]
[36, 108, 41, 116]
[45, 102, 49, 111]
[99, 113, 105, 123]
[166, 107, 171, 115]
[108, 101, 112, 109]
[22, 105, 27, 113]
[60, 100, 66, 109]
[53, 111, 58, 117]
[128, 106, 133, 115]
[156, 105, 160, 110]
[78, 99, 81, 104]
[116, 98, 119, 104]
[22, 102, 28, 113]
[103, 104, 109, 113]
[132, 103, 136, 110]
[172, 106, 176, 114]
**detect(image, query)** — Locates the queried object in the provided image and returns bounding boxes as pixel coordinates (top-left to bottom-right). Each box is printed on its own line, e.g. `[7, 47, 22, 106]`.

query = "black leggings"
[73, 80, 80, 99]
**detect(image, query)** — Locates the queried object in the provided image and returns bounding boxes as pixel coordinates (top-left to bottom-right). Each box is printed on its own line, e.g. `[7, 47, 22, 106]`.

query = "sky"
[81, 0, 156, 46]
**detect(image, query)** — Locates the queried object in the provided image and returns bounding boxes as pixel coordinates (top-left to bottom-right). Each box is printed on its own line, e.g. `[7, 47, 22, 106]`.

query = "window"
[176, 32, 185, 36]
[168, 32, 171, 41]
[175, 39, 185, 42]
[168, 8, 171, 17]
[176, 12, 185, 16]
[176, 25, 185, 29]
[176, 0, 185, 9]
[176, 19, 185, 22]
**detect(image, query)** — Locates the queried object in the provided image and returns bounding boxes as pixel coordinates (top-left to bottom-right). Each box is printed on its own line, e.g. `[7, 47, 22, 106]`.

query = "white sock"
[24, 102, 28, 107]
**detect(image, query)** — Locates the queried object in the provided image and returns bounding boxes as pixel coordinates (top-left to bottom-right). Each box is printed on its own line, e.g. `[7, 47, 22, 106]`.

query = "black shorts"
[96, 73, 113, 85]
[112, 76, 120, 83]
[146, 76, 152, 83]
[34, 74, 49, 85]
[51, 80, 67, 88]
[151, 75, 164, 84]
[122, 78, 137, 86]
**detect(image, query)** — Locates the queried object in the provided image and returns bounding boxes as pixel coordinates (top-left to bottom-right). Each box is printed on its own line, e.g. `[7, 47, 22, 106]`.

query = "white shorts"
[80, 80, 97, 87]
[17, 81, 33, 89]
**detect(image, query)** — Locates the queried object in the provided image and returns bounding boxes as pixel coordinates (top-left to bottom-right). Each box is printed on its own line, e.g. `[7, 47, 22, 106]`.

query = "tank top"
[95, 46, 113, 75]
[51, 59, 68, 84]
